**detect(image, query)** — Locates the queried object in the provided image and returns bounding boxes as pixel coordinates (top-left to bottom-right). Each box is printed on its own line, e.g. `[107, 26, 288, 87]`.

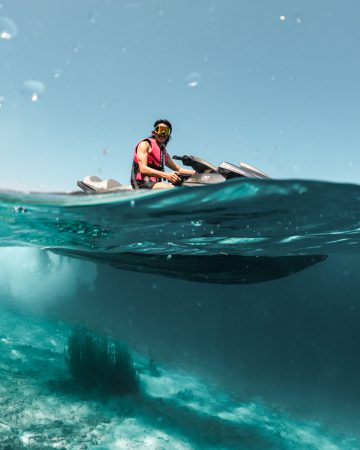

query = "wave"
[1, 178, 359, 282]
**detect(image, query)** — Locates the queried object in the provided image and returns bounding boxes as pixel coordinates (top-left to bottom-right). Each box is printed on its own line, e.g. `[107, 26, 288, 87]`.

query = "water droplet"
[279, 15, 286, 21]
[0, 16, 18, 40]
[166, 254, 172, 260]
[88, 11, 99, 24]
[53, 69, 62, 79]
[295, 14, 303, 24]
[185, 72, 202, 88]
[73, 42, 83, 54]
[0, 95, 5, 108]
[20, 80, 45, 102]
[191, 220, 203, 227]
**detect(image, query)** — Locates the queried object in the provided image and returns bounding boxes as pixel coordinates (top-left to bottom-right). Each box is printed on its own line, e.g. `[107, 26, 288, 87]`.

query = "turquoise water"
[1, 180, 360, 448]
[0, 304, 358, 449]
[1, 179, 360, 257]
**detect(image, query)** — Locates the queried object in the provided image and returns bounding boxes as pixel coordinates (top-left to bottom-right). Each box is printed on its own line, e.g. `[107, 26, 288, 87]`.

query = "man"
[131, 119, 195, 189]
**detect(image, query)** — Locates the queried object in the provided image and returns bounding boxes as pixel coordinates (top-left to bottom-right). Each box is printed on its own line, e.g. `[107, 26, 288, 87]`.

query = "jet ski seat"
[77, 176, 129, 193]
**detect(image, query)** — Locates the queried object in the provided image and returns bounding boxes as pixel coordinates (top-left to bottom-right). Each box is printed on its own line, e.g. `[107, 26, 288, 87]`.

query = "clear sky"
[1, 0, 360, 191]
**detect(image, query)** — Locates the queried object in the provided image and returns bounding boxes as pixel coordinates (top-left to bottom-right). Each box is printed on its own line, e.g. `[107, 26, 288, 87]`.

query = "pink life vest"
[131, 138, 169, 185]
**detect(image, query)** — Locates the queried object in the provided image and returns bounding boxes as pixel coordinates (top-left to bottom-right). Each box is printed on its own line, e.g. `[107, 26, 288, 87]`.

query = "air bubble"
[167, 254, 172, 260]
[295, 15, 303, 24]
[191, 220, 203, 227]
[0, 16, 18, 40]
[0, 95, 4, 108]
[279, 15, 286, 21]
[185, 72, 202, 88]
[20, 80, 45, 102]
[130, 200, 135, 207]
[14, 206, 27, 214]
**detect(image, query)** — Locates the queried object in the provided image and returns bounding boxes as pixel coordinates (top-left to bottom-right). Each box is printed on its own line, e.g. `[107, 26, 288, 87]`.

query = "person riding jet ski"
[77, 119, 269, 193]
[131, 119, 195, 190]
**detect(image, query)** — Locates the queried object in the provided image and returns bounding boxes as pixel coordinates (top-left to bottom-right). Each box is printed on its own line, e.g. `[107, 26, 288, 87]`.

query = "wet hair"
[152, 118, 172, 146]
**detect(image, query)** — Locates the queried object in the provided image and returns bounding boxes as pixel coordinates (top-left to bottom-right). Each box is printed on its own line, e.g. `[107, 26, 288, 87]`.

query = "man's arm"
[166, 156, 196, 175]
[137, 142, 181, 183]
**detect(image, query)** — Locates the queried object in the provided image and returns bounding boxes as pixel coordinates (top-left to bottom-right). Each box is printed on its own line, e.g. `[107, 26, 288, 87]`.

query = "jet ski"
[171, 155, 270, 186]
[53, 249, 327, 285]
[77, 155, 270, 194]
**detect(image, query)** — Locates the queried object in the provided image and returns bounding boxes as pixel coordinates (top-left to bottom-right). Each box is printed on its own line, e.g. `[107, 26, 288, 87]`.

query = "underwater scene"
[1, 182, 360, 449]
[2, 1, 360, 449]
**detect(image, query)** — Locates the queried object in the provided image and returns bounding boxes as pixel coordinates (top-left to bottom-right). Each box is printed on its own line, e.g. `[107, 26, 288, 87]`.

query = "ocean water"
[1, 180, 360, 448]
[1, 178, 360, 256]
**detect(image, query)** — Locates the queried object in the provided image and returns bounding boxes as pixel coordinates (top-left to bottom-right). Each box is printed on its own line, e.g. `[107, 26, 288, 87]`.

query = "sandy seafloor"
[0, 304, 359, 450]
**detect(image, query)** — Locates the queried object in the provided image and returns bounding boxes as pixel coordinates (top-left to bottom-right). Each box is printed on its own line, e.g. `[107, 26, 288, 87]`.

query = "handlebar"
[172, 155, 193, 166]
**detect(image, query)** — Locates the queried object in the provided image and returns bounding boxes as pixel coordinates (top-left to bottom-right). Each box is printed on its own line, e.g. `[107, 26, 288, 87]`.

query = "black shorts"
[136, 180, 157, 189]
[131, 176, 159, 189]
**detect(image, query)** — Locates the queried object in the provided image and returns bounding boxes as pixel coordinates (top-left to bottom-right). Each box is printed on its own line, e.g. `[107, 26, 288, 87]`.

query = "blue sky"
[1, 0, 360, 191]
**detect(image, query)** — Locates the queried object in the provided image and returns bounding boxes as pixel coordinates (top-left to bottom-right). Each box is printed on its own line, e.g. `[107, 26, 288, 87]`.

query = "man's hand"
[165, 171, 182, 184]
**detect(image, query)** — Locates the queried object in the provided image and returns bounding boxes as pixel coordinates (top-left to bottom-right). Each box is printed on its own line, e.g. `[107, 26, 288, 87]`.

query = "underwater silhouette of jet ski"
[77, 154, 270, 193]
[52, 249, 327, 284]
